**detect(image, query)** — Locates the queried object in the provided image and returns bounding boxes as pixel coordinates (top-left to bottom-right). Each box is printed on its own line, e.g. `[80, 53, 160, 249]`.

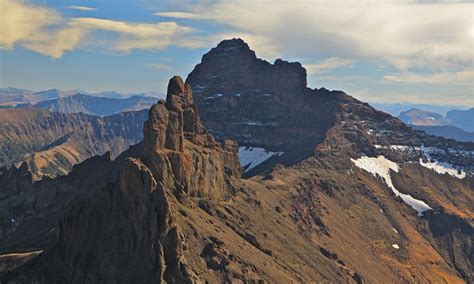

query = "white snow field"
[238, 147, 283, 173]
[351, 156, 432, 215]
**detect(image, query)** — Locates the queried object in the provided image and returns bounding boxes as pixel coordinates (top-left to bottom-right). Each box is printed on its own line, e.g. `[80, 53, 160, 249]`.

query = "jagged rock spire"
[143, 76, 204, 153]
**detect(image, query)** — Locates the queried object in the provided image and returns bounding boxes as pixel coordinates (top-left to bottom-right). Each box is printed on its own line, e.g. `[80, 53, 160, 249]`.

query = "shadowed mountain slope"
[0, 108, 147, 179]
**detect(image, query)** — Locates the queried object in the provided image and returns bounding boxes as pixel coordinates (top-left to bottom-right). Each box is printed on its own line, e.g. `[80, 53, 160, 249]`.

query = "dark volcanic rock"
[187, 38, 345, 164]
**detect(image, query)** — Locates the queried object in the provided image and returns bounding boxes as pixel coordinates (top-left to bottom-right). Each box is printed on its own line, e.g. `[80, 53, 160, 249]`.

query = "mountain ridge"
[0, 107, 147, 179]
[32, 93, 157, 116]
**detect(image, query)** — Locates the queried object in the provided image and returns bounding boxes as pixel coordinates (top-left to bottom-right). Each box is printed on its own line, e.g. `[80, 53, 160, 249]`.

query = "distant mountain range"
[0, 107, 147, 179]
[371, 102, 469, 116]
[398, 108, 474, 142]
[411, 125, 474, 143]
[33, 94, 157, 116]
[0, 87, 164, 107]
[398, 108, 451, 126]
[447, 108, 474, 132]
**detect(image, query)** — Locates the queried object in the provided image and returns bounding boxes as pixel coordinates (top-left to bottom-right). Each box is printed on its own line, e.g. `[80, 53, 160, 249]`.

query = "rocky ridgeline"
[187, 38, 343, 158]
[187, 38, 474, 175]
[0, 108, 147, 179]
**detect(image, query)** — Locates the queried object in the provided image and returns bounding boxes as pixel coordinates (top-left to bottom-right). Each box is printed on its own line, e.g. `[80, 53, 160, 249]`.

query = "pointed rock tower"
[143, 76, 241, 201]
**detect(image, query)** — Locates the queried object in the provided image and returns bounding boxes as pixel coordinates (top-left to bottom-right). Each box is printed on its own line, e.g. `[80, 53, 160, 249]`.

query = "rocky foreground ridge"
[0, 40, 472, 283]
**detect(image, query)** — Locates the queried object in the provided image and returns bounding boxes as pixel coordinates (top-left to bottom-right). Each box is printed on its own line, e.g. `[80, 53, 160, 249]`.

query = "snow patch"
[239, 147, 283, 173]
[241, 121, 264, 126]
[374, 144, 469, 179]
[390, 145, 412, 151]
[419, 159, 466, 179]
[205, 93, 223, 100]
[392, 244, 400, 249]
[351, 156, 431, 215]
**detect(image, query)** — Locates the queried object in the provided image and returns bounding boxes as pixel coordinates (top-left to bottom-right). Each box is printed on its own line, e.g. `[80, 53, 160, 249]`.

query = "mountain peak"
[187, 38, 307, 100]
[200, 38, 257, 64]
[145, 75, 205, 153]
[216, 38, 251, 50]
[166, 75, 193, 110]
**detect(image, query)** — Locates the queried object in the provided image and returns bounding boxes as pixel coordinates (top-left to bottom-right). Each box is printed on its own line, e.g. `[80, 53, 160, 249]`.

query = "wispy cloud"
[156, 0, 473, 72]
[384, 70, 474, 85]
[69, 18, 201, 52]
[0, 0, 87, 58]
[305, 58, 355, 74]
[155, 12, 209, 20]
[65, 5, 97, 11]
[0, 0, 203, 57]
[69, 18, 191, 37]
[351, 88, 474, 106]
[145, 62, 173, 71]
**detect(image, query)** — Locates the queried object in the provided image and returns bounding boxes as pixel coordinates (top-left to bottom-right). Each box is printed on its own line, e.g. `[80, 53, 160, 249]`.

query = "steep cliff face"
[0, 108, 147, 179]
[187, 39, 340, 163]
[141, 76, 240, 201]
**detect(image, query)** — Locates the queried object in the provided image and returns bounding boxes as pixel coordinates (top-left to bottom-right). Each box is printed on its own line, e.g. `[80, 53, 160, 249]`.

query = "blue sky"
[1, 0, 473, 106]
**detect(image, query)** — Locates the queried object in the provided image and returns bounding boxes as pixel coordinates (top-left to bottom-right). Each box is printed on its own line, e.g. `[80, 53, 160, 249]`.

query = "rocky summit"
[187, 39, 339, 168]
[0, 40, 473, 283]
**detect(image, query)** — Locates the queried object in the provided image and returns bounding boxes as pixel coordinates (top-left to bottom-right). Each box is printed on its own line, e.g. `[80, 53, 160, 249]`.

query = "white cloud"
[69, 18, 191, 37]
[351, 88, 474, 106]
[22, 27, 87, 59]
[384, 70, 474, 84]
[155, 11, 209, 20]
[68, 18, 199, 52]
[305, 58, 355, 74]
[0, 0, 86, 58]
[146, 62, 174, 71]
[65, 5, 97, 11]
[157, 0, 473, 72]
[0, 0, 202, 57]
